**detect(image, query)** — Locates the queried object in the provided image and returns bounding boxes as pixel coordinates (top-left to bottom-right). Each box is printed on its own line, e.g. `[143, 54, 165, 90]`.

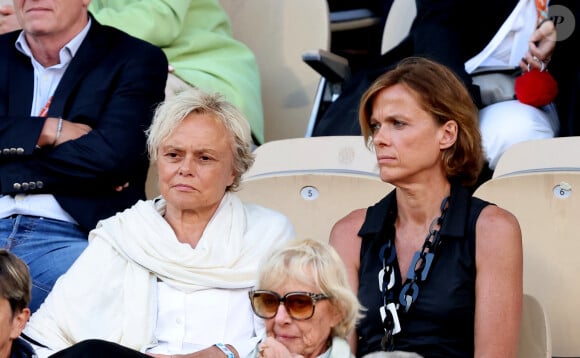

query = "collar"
[10, 337, 36, 358]
[358, 182, 470, 240]
[15, 17, 92, 68]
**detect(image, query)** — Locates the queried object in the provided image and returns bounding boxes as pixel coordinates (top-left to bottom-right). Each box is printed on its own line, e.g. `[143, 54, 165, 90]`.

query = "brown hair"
[0, 250, 31, 315]
[359, 57, 484, 186]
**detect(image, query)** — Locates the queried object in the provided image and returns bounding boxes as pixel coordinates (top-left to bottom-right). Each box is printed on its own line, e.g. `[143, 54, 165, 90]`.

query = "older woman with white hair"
[248, 238, 364, 358]
[22, 88, 295, 358]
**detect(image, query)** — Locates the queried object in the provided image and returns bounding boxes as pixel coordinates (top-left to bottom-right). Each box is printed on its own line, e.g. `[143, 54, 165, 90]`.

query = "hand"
[519, 19, 556, 72]
[258, 337, 304, 358]
[147, 344, 239, 358]
[38, 117, 92, 147]
[58, 120, 92, 144]
[0, 5, 21, 34]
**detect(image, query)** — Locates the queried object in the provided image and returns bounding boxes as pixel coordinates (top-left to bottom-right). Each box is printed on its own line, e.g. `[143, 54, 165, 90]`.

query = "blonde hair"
[146, 88, 255, 191]
[257, 239, 364, 338]
[359, 57, 484, 186]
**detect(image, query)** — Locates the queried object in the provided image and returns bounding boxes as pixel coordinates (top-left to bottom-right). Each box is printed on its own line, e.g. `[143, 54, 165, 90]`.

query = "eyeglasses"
[249, 290, 330, 320]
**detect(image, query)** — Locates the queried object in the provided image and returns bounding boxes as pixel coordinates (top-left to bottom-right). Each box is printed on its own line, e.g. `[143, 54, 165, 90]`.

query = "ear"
[439, 120, 458, 150]
[10, 308, 30, 339]
[329, 303, 343, 328]
[228, 169, 236, 188]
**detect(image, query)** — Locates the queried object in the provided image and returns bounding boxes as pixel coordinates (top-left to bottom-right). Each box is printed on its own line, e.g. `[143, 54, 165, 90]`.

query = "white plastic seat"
[236, 136, 394, 242]
[304, 0, 416, 137]
[493, 136, 580, 178]
[518, 293, 552, 358]
[380, 0, 416, 54]
[219, 0, 330, 141]
[474, 172, 580, 357]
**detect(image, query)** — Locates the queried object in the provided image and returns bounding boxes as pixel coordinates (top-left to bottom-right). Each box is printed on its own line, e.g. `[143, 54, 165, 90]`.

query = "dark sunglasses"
[249, 290, 330, 320]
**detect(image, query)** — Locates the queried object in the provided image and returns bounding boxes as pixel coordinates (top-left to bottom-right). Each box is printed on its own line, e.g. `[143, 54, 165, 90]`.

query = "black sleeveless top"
[356, 184, 490, 358]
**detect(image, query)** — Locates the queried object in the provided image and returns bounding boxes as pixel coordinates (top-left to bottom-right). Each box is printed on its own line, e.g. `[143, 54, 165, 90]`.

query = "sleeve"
[22, 342, 54, 358]
[245, 330, 264, 358]
[412, 0, 474, 86]
[0, 51, 46, 156]
[411, 0, 518, 107]
[0, 36, 168, 195]
[0, 116, 45, 155]
[23, 230, 156, 353]
[90, 0, 265, 143]
[88, 0, 190, 47]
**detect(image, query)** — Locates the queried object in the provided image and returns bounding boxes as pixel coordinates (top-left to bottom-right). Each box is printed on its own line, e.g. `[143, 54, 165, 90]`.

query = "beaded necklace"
[378, 196, 450, 350]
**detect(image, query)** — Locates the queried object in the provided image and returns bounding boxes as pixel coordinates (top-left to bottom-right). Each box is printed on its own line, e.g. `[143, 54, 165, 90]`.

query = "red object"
[515, 69, 558, 107]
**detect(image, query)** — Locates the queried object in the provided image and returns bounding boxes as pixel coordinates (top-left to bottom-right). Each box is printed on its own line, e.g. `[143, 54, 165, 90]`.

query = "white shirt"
[0, 20, 92, 222]
[147, 281, 264, 358]
[465, 0, 539, 73]
[30, 282, 265, 358]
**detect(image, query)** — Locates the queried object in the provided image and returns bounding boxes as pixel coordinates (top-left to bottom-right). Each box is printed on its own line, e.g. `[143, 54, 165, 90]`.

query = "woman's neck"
[395, 180, 451, 226]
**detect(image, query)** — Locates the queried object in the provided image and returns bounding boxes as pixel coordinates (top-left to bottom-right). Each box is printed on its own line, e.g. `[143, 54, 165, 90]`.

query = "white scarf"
[24, 193, 295, 353]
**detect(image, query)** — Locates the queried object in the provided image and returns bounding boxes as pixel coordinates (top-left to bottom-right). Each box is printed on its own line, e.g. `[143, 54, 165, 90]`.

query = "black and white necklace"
[378, 195, 450, 351]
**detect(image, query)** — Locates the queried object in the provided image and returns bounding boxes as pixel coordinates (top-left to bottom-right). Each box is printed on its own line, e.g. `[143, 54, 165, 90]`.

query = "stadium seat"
[236, 136, 394, 242]
[493, 136, 580, 178]
[518, 293, 552, 358]
[219, 0, 330, 141]
[474, 172, 580, 356]
[380, 0, 416, 53]
[304, 0, 416, 136]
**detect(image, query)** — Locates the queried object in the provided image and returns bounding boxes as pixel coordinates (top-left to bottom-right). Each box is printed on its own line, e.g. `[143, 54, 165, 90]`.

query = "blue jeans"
[0, 215, 88, 312]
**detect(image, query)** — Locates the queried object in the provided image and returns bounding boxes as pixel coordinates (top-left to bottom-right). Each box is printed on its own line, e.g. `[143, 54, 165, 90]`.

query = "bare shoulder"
[476, 204, 522, 257]
[328, 208, 367, 264]
[477, 204, 521, 236]
[329, 208, 367, 245]
[329, 208, 367, 292]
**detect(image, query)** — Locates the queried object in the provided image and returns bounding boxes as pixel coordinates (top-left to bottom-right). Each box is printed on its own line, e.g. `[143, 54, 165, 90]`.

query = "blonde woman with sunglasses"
[247, 239, 362, 358]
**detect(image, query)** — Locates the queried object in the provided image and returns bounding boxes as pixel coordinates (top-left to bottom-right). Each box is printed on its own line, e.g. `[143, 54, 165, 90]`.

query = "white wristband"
[215, 343, 235, 358]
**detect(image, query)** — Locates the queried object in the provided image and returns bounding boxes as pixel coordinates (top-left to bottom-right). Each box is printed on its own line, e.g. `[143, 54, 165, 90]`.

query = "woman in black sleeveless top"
[329, 57, 522, 358]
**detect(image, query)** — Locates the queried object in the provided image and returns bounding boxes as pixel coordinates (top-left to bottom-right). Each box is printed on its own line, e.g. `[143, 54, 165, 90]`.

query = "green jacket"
[89, 0, 264, 143]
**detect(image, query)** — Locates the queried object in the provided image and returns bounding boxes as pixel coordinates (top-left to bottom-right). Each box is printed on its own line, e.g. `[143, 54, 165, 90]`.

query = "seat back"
[518, 293, 552, 358]
[236, 136, 394, 242]
[145, 160, 161, 200]
[474, 172, 580, 356]
[380, 0, 416, 53]
[329, 8, 382, 33]
[219, 0, 330, 141]
[493, 136, 580, 178]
